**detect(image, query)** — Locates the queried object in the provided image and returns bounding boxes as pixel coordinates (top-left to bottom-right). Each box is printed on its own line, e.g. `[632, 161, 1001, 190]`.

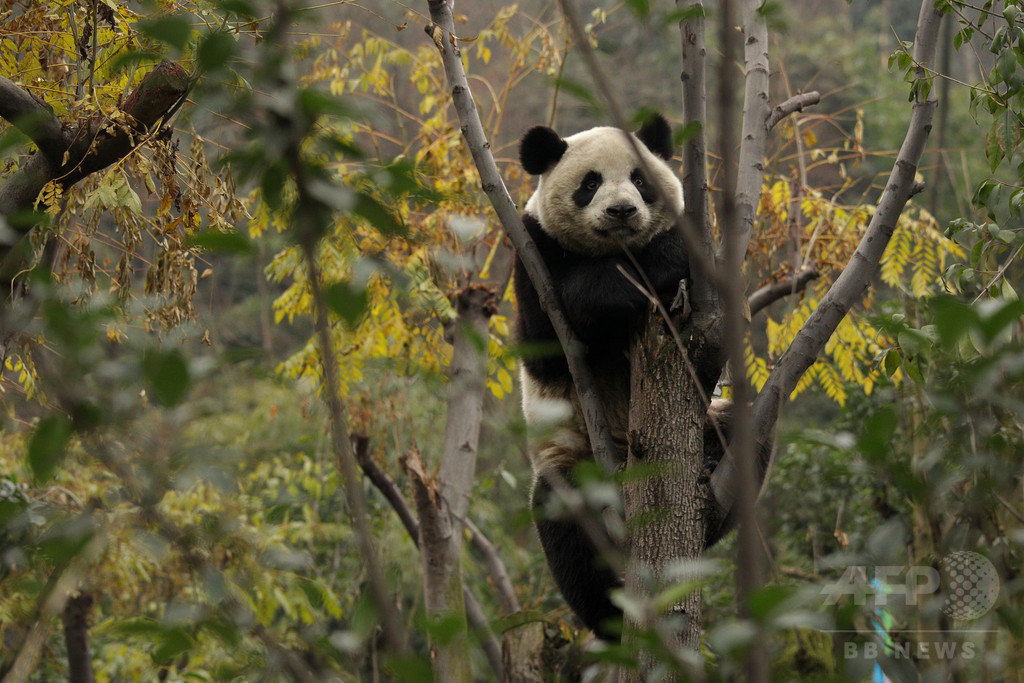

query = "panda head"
[519, 114, 683, 257]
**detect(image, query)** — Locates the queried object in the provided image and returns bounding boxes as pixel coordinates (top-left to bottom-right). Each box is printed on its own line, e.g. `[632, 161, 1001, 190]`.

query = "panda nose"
[606, 204, 637, 220]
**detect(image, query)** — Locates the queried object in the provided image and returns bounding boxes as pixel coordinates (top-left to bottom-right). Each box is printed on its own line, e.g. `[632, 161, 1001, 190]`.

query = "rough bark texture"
[61, 592, 95, 683]
[622, 314, 711, 669]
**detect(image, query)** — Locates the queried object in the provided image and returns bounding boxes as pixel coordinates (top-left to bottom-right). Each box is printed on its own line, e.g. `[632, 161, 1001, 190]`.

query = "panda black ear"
[519, 126, 568, 175]
[636, 114, 674, 161]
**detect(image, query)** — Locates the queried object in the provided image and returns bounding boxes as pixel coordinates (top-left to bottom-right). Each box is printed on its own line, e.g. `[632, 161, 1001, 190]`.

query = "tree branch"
[747, 265, 820, 317]
[0, 61, 189, 265]
[678, 0, 719, 314]
[354, 435, 507, 680]
[722, 0, 772, 268]
[766, 92, 821, 131]
[422, 0, 621, 473]
[712, 0, 945, 512]
[60, 592, 96, 683]
[0, 77, 67, 163]
[464, 518, 521, 615]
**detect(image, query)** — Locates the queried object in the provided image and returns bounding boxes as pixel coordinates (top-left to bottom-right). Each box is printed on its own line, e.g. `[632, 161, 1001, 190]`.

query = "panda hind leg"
[532, 469, 623, 640]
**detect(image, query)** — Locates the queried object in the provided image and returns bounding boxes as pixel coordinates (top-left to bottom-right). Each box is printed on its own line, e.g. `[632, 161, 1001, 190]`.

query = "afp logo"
[822, 551, 1000, 621]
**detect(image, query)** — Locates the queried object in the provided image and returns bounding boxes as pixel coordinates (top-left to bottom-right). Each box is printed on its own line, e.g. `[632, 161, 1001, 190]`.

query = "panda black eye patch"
[573, 171, 603, 207]
[631, 169, 657, 205]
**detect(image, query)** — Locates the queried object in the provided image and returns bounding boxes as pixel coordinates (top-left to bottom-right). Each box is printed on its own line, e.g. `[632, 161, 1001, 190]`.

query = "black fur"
[635, 114, 674, 161]
[631, 169, 656, 205]
[520, 126, 568, 175]
[513, 215, 689, 384]
[533, 474, 622, 640]
[572, 171, 603, 208]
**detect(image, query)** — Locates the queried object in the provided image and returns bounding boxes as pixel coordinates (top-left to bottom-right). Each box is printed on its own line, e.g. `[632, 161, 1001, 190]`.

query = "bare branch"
[713, 0, 946, 511]
[464, 518, 521, 615]
[766, 92, 821, 131]
[678, 0, 719, 313]
[299, 237, 407, 655]
[353, 434, 420, 543]
[422, 0, 620, 472]
[0, 77, 67, 163]
[747, 265, 820, 317]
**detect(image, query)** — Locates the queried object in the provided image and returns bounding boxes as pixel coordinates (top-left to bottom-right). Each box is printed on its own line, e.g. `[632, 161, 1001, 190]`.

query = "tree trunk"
[622, 312, 713, 676]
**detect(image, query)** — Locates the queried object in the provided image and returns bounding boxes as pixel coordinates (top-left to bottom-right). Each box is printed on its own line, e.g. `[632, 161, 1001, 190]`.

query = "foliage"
[1, 0, 1023, 680]
[748, 180, 964, 404]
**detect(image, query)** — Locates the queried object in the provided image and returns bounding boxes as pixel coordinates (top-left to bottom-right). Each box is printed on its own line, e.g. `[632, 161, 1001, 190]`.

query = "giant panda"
[513, 114, 737, 640]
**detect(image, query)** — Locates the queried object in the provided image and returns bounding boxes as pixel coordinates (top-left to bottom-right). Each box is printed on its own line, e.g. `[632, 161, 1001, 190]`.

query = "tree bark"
[623, 315, 709, 669]
[61, 592, 95, 683]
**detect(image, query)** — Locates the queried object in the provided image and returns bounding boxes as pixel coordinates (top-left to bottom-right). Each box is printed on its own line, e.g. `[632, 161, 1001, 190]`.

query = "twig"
[747, 265, 820, 317]
[464, 518, 521, 614]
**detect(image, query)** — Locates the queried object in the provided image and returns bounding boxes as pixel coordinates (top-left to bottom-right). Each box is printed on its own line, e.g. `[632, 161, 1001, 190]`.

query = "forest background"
[1, 0, 1023, 680]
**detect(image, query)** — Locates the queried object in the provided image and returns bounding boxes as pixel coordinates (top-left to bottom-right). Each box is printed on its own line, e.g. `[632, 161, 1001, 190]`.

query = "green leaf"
[997, 47, 1018, 85]
[354, 193, 404, 235]
[142, 349, 191, 406]
[197, 32, 235, 71]
[137, 16, 192, 51]
[986, 119, 1007, 172]
[325, 282, 368, 328]
[883, 348, 902, 377]
[623, 0, 651, 21]
[857, 406, 898, 462]
[152, 627, 195, 666]
[28, 415, 73, 482]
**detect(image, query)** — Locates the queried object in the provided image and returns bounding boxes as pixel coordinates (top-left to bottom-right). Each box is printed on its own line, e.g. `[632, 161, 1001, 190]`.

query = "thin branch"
[747, 265, 820, 317]
[713, 0, 946, 510]
[300, 239, 407, 655]
[422, 0, 620, 472]
[464, 518, 521, 615]
[766, 92, 821, 131]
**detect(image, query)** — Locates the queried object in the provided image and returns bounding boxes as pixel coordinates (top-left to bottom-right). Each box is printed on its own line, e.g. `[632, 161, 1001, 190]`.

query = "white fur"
[524, 127, 684, 257]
